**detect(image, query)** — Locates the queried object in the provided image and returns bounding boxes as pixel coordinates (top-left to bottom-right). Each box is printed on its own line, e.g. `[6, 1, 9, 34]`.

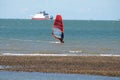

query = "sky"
[0, 0, 120, 20]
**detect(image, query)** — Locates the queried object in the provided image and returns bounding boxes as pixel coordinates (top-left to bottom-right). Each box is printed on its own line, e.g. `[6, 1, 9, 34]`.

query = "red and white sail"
[52, 15, 64, 43]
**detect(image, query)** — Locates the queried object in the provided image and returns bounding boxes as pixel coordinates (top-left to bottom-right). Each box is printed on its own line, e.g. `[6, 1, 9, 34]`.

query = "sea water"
[0, 19, 120, 80]
[0, 19, 120, 54]
[0, 71, 119, 80]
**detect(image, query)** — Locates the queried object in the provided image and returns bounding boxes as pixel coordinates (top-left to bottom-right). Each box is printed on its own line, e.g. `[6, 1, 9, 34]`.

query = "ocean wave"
[1, 53, 120, 57]
[0, 38, 48, 43]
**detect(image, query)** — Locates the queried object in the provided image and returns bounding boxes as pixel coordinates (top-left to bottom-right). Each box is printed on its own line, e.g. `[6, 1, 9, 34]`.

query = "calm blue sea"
[0, 71, 120, 80]
[0, 19, 120, 54]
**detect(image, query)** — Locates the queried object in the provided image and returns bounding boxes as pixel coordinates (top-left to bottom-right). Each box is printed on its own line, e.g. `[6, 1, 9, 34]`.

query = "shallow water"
[0, 71, 120, 80]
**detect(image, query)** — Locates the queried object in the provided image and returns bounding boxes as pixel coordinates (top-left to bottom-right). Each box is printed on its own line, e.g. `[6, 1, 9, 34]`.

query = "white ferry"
[32, 11, 53, 20]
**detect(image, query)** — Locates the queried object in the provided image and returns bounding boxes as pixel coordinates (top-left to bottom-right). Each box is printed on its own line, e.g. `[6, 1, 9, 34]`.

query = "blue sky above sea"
[0, 0, 120, 20]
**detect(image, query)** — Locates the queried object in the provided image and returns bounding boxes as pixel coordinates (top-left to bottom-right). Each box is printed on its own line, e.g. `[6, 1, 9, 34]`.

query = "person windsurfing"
[52, 15, 64, 43]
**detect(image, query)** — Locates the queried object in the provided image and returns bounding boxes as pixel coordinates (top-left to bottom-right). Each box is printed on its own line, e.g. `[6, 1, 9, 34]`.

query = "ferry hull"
[32, 18, 50, 20]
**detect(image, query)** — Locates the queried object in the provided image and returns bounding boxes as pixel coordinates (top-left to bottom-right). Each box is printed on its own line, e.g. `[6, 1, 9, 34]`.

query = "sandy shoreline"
[0, 55, 120, 77]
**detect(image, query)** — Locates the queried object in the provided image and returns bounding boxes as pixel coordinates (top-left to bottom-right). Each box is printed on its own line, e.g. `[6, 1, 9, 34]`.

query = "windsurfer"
[52, 15, 64, 43]
[60, 32, 64, 43]
[57, 33, 64, 43]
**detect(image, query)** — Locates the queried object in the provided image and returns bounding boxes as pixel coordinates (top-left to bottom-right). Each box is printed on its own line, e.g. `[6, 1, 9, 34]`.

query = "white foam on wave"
[69, 50, 82, 53]
[99, 54, 120, 56]
[1, 53, 120, 57]
[1, 53, 68, 56]
[49, 41, 61, 44]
